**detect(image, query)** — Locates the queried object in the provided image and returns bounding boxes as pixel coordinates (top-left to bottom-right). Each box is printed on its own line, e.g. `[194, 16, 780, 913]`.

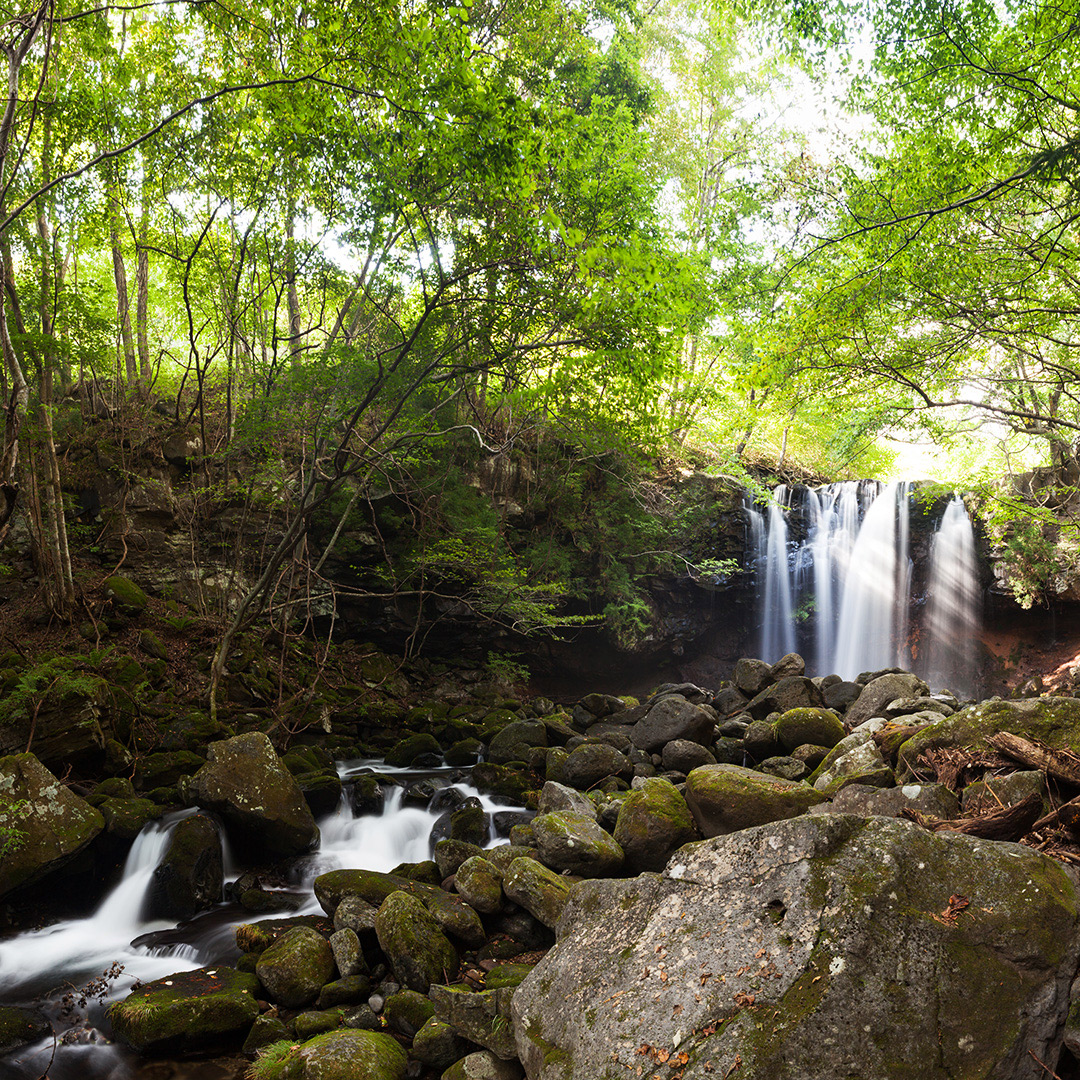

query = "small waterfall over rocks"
[746, 481, 981, 693]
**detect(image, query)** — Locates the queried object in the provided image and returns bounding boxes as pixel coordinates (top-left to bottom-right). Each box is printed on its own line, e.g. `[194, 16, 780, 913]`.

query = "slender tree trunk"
[285, 205, 302, 361]
[108, 177, 138, 385]
[136, 180, 150, 387]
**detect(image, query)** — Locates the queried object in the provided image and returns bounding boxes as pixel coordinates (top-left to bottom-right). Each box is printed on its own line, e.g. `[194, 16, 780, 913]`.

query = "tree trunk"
[108, 176, 138, 385]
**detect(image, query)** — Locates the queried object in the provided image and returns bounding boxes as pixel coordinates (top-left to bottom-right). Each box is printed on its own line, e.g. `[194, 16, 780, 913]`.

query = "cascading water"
[0, 762, 522, 1080]
[748, 482, 979, 691]
[921, 496, 981, 698]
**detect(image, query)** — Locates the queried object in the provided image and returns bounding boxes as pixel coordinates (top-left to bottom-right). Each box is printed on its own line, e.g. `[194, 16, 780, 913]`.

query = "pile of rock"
[9, 651, 1080, 1079]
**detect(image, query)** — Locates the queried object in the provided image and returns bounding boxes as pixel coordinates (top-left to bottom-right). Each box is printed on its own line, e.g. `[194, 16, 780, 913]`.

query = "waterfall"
[922, 496, 980, 698]
[747, 482, 978, 689]
[759, 486, 796, 661]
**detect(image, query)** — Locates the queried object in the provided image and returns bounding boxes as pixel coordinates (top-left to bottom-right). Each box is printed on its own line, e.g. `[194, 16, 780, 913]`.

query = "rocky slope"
[6, 650, 1080, 1079]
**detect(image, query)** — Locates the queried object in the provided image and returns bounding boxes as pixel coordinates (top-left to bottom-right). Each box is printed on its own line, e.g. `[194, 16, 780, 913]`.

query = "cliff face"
[3, 413, 1075, 694]
[0, 423, 759, 687]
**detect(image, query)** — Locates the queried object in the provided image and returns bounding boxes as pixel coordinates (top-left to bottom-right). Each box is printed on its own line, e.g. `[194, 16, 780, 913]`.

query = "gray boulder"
[512, 814, 1080, 1080]
[733, 657, 773, 696]
[186, 732, 318, 859]
[532, 811, 623, 877]
[812, 781, 959, 819]
[560, 743, 632, 790]
[536, 781, 596, 819]
[844, 672, 928, 729]
[631, 697, 715, 752]
[661, 739, 716, 774]
[744, 676, 824, 721]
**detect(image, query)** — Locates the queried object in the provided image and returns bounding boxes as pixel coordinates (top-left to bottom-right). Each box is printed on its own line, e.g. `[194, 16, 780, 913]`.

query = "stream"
[0, 761, 514, 1079]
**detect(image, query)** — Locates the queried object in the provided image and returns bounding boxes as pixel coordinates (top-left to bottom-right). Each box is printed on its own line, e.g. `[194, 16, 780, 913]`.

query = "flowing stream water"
[0, 763, 512, 1079]
[747, 482, 981, 694]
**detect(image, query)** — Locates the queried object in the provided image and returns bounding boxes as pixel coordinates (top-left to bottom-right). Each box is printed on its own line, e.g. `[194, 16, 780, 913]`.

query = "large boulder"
[612, 778, 699, 872]
[488, 721, 548, 765]
[185, 732, 318, 860]
[430, 983, 519, 1060]
[898, 697, 1080, 780]
[532, 811, 624, 877]
[559, 743, 632, 789]
[375, 891, 459, 993]
[0, 753, 104, 899]
[744, 676, 824, 721]
[145, 813, 223, 920]
[774, 708, 845, 753]
[109, 966, 260, 1054]
[631, 697, 716, 752]
[683, 763, 826, 837]
[255, 924, 336, 1008]
[512, 814, 1080, 1080]
[844, 672, 928, 729]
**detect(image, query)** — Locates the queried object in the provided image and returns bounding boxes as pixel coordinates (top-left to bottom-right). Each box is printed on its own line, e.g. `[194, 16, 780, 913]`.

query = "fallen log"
[902, 792, 1043, 842]
[986, 733, 1080, 785]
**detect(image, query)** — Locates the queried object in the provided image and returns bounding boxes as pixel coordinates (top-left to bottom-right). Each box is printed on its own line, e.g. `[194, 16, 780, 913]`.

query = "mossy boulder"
[898, 697, 1080, 781]
[488, 721, 548, 765]
[612, 777, 700, 873]
[0, 753, 104, 900]
[314, 868, 485, 946]
[384, 987, 436, 1036]
[375, 891, 459, 993]
[385, 732, 442, 767]
[455, 855, 504, 914]
[104, 575, 148, 613]
[472, 761, 537, 803]
[255, 925, 336, 1008]
[145, 812, 223, 920]
[98, 795, 161, 840]
[512, 814, 1080, 1080]
[811, 728, 894, 793]
[774, 708, 845, 753]
[532, 811, 624, 877]
[108, 966, 260, 1054]
[442, 1051, 526, 1080]
[501, 857, 571, 930]
[250, 1029, 407, 1080]
[185, 732, 319, 860]
[683, 763, 826, 837]
[0, 1005, 49, 1052]
[134, 750, 207, 790]
[430, 983, 519, 1060]
[412, 1017, 471, 1071]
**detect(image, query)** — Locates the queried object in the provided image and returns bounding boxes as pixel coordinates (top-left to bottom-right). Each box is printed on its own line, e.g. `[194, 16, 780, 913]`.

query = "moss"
[108, 966, 260, 1054]
[104, 576, 148, 613]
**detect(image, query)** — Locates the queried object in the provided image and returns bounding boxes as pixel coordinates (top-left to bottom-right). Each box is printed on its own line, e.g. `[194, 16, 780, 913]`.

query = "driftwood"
[986, 732, 1080, 785]
[902, 793, 1043, 842]
[1031, 793, 1080, 834]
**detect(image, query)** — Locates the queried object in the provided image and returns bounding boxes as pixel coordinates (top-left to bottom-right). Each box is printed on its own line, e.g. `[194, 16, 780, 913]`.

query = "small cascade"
[922, 496, 981, 698]
[1, 763, 526, 1080]
[0, 813, 203, 999]
[747, 481, 979, 689]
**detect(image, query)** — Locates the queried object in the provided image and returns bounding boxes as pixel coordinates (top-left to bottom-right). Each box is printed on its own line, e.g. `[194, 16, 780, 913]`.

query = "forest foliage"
[0, 0, 1078, 649]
